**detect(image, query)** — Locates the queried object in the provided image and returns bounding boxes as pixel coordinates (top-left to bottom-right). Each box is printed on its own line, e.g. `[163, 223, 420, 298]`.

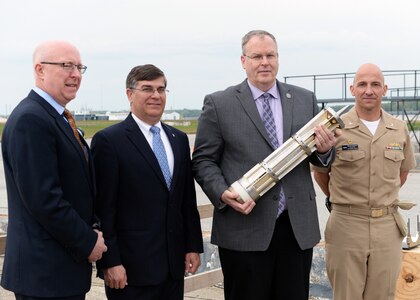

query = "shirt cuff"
[316, 148, 333, 166]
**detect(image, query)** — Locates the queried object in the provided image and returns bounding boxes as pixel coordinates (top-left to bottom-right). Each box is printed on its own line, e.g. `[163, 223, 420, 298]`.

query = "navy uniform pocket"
[383, 150, 404, 179]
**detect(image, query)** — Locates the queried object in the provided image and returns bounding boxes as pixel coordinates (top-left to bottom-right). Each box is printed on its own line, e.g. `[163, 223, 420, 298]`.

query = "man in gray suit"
[192, 30, 337, 300]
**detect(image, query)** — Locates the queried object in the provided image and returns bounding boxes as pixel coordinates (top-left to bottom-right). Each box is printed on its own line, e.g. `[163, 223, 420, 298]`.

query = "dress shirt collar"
[247, 80, 280, 101]
[131, 113, 163, 134]
[33, 87, 65, 115]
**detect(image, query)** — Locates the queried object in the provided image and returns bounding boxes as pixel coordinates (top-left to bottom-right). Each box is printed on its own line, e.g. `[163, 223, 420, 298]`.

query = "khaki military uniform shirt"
[314, 107, 415, 207]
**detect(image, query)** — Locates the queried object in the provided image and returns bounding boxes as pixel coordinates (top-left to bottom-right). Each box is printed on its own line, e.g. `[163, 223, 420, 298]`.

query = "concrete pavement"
[0, 257, 226, 300]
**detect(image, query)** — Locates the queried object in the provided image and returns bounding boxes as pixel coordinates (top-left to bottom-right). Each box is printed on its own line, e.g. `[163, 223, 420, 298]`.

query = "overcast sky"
[1, 0, 419, 115]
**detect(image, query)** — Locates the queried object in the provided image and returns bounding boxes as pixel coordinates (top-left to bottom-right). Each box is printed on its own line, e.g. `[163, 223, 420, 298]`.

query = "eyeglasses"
[244, 54, 278, 62]
[130, 86, 169, 95]
[40, 62, 87, 74]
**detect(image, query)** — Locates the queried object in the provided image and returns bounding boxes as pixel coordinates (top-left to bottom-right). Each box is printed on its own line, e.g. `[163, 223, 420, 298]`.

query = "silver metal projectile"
[230, 105, 351, 203]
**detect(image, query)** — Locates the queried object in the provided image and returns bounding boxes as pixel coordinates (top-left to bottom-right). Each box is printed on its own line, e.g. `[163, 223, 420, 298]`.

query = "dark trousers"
[15, 294, 85, 300]
[219, 211, 313, 300]
[104, 276, 183, 300]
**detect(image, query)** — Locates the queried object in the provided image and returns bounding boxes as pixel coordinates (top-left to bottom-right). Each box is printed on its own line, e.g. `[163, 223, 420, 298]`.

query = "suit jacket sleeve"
[8, 112, 97, 261]
[192, 94, 229, 209]
[307, 94, 336, 168]
[180, 135, 204, 253]
[91, 131, 122, 269]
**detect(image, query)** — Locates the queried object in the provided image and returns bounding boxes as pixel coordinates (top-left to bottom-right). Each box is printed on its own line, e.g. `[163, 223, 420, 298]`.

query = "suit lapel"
[57, 115, 89, 163]
[30, 92, 89, 164]
[124, 114, 168, 189]
[277, 81, 293, 140]
[30, 92, 94, 191]
[162, 123, 180, 193]
[82, 136, 96, 195]
[235, 80, 274, 149]
[57, 117, 95, 193]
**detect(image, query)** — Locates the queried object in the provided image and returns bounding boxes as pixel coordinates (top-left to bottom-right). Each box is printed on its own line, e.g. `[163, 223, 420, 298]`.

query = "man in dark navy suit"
[1, 40, 107, 300]
[92, 64, 203, 300]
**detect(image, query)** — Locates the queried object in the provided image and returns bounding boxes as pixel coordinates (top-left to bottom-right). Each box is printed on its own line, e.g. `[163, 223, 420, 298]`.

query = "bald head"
[353, 63, 385, 85]
[350, 63, 387, 120]
[33, 40, 83, 107]
[33, 40, 80, 66]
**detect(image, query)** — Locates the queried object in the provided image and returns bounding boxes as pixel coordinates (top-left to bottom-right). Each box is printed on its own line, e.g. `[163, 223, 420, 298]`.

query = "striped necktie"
[63, 109, 88, 161]
[261, 93, 279, 148]
[260, 93, 286, 216]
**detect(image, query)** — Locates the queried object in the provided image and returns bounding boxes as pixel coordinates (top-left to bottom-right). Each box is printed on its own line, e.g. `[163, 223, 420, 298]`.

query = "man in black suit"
[1, 40, 107, 300]
[91, 64, 203, 300]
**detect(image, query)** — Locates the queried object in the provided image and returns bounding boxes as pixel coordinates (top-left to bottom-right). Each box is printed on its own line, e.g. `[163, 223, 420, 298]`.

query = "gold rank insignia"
[386, 143, 402, 150]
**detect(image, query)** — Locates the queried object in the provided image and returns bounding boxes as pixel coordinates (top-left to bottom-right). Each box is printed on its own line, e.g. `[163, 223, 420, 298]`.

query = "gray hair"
[241, 30, 277, 54]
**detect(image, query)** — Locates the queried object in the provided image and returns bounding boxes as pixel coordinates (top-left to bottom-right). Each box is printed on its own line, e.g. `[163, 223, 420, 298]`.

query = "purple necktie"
[260, 93, 286, 216]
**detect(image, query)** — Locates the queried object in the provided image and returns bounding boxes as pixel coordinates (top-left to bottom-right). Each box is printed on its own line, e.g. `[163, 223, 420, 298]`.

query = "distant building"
[73, 110, 110, 121]
[74, 113, 96, 121]
[107, 111, 129, 121]
[95, 114, 109, 120]
[165, 121, 191, 127]
[162, 111, 181, 120]
[67, 110, 184, 122]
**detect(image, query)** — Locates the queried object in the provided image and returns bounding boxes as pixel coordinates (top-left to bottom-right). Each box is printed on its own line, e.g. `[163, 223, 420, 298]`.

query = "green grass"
[78, 119, 198, 137]
[77, 120, 121, 138]
[0, 119, 199, 141]
[0, 118, 418, 141]
[169, 119, 198, 134]
[408, 121, 420, 131]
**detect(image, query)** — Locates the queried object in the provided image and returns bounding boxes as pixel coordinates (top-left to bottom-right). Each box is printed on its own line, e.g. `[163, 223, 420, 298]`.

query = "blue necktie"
[260, 93, 286, 216]
[150, 126, 172, 189]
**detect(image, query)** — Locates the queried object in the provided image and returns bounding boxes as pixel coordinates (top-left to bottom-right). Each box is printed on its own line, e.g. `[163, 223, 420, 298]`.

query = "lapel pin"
[286, 92, 292, 99]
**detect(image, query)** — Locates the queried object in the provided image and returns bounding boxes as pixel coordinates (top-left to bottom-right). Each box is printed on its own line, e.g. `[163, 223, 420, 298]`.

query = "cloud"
[1, 0, 419, 114]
